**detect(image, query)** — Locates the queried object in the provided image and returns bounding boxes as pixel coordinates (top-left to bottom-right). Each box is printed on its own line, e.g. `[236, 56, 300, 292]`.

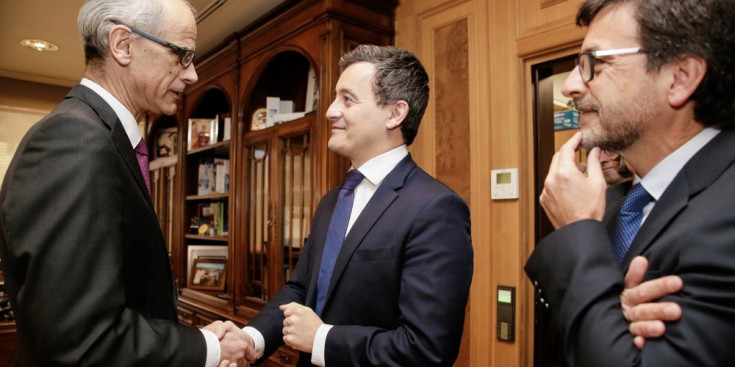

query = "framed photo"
[155, 127, 178, 158]
[188, 118, 217, 150]
[189, 258, 227, 291]
[187, 245, 227, 284]
[251, 107, 267, 131]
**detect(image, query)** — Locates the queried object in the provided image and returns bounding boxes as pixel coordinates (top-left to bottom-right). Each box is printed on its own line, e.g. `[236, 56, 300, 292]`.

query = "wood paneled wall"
[395, 0, 584, 366]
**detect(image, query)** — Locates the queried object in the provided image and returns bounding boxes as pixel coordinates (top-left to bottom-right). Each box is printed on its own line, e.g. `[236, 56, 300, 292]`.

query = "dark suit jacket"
[248, 155, 474, 366]
[525, 127, 735, 366]
[0, 84, 205, 366]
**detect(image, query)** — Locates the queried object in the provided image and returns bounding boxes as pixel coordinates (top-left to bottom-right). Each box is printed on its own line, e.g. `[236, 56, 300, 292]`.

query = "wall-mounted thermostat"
[491, 168, 519, 200]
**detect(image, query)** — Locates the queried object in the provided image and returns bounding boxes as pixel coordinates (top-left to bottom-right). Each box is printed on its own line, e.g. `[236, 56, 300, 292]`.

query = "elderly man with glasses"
[0, 0, 254, 366]
[526, 0, 735, 366]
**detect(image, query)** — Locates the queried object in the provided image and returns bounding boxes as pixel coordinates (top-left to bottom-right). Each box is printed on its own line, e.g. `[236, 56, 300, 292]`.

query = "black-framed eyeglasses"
[109, 19, 195, 68]
[576, 48, 645, 82]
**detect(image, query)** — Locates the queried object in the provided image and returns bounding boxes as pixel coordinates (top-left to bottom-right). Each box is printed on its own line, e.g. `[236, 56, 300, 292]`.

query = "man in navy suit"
[242, 45, 474, 366]
[0, 0, 251, 365]
[526, 0, 735, 365]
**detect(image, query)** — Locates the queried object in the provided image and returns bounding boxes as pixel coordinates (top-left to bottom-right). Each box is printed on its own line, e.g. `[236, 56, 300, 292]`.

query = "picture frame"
[188, 118, 217, 150]
[155, 127, 178, 158]
[187, 245, 227, 283]
[189, 258, 227, 291]
[251, 107, 267, 131]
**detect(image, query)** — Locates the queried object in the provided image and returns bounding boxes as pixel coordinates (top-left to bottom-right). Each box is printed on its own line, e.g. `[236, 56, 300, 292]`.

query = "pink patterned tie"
[135, 139, 151, 193]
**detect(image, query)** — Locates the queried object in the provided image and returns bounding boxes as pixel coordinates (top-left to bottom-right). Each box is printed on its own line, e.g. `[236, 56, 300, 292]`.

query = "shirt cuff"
[200, 328, 221, 367]
[242, 326, 265, 359]
[311, 324, 333, 366]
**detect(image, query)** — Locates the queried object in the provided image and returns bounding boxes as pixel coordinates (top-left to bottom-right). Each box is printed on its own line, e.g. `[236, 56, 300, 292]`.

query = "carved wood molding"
[540, 0, 568, 9]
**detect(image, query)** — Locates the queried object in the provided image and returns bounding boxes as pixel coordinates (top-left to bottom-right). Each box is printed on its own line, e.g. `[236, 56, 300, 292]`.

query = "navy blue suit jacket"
[526, 128, 735, 366]
[248, 155, 474, 366]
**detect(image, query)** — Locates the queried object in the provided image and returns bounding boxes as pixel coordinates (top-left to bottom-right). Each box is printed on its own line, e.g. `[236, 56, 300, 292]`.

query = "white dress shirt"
[638, 127, 720, 224]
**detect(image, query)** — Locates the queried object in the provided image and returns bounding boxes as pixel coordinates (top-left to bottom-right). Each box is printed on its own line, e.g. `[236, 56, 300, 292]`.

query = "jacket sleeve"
[525, 218, 735, 367]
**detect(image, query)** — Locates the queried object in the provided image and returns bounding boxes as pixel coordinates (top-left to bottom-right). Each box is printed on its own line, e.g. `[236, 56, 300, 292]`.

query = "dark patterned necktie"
[612, 183, 652, 264]
[315, 169, 364, 315]
[135, 139, 151, 193]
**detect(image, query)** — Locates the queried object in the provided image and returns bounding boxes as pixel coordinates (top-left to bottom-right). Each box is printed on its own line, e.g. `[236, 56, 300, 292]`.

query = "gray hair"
[78, 0, 196, 65]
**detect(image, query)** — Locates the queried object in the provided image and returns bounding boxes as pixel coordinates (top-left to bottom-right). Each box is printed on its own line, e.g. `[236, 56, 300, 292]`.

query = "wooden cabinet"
[167, 0, 397, 364]
[0, 322, 16, 367]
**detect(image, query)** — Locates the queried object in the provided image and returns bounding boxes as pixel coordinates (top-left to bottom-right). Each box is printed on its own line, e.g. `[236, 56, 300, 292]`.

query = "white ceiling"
[0, 0, 284, 87]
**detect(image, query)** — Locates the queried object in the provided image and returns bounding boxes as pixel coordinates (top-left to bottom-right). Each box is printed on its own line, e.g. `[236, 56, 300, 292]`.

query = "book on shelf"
[266, 97, 280, 128]
[222, 114, 231, 141]
[272, 111, 306, 124]
[198, 158, 230, 195]
[197, 157, 215, 195]
[214, 158, 230, 193]
[265, 96, 307, 125]
[305, 66, 316, 113]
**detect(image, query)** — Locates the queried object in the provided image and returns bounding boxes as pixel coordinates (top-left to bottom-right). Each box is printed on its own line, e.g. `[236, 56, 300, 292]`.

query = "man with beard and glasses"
[525, 0, 735, 365]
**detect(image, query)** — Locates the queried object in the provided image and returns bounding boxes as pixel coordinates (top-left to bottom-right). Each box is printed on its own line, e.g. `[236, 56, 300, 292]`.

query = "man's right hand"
[621, 256, 683, 348]
[539, 132, 607, 229]
[205, 320, 258, 366]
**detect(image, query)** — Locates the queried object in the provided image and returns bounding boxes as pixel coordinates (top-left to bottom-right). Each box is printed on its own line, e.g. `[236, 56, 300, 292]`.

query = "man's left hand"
[622, 256, 683, 349]
[280, 302, 323, 353]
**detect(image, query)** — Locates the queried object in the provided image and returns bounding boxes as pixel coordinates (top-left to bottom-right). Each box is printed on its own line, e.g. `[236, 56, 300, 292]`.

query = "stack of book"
[197, 158, 230, 195]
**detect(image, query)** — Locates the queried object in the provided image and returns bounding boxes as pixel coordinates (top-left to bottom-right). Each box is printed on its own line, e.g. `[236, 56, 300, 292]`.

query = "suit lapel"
[68, 85, 155, 209]
[323, 155, 417, 306]
[622, 128, 735, 268]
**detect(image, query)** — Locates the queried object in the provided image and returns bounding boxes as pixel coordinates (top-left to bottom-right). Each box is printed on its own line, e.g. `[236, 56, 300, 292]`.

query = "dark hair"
[577, 0, 735, 128]
[339, 45, 430, 146]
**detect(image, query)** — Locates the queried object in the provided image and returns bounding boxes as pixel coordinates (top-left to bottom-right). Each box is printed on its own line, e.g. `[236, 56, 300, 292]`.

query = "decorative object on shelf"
[189, 258, 227, 291]
[196, 201, 227, 236]
[0, 299, 14, 322]
[187, 245, 227, 282]
[189, 217, 199, 234]
[155, 127, 178, 158]
[251, 107, 267, 131]
[188, 118, 217, 150]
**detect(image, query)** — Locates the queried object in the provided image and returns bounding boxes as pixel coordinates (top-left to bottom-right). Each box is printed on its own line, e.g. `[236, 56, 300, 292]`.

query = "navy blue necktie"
[315, 169, 364, 315]
[612, 183, 652, 264]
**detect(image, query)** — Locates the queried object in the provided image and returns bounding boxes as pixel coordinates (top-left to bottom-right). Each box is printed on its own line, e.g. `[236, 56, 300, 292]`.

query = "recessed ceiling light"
[20, 39, 59, 52]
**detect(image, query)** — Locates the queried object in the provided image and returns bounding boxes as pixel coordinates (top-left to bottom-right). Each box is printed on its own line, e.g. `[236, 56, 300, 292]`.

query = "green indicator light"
[498, 289, 512, 304]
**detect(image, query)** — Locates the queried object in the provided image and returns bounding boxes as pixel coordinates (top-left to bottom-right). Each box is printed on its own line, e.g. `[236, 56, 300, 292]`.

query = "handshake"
[203, 302, 324, 367]
[203, 320, 257, 367]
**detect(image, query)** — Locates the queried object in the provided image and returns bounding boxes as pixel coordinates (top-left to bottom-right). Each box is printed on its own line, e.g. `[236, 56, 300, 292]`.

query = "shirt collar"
[353, 145, 409, 187]
[640, 127, 720, 200]
[80, 78, 141, 147]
